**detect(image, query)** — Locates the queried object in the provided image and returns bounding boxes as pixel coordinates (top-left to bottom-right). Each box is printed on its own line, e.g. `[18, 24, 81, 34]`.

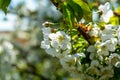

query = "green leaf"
[62, 2, 74, 29]
[72, 0, 92, 22]
[0, 0, 11, 14]
[68, 0, 83, 21]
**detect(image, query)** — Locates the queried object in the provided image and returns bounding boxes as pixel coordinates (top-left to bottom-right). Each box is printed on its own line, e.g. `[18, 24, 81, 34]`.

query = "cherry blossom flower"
[49, 31, 71, 50]
[108, 53, 120, 67]
[41, 27, 71, 57]
[60, 53, 85, 71]
[100, 65, 114, 80]
[98, 2, 113, 23]
[97, 38, 117, 57]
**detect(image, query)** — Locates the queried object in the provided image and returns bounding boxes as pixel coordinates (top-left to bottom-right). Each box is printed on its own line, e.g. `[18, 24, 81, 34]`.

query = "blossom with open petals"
[49, 31, 71, 50]
[98, 2, 113, 23]
[60, 53, 85, 71]
[97, 38, 117, 57]
[41, 28, 71, 57]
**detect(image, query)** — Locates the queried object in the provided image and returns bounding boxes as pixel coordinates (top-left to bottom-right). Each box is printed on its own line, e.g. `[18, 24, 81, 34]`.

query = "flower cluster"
[98, 2, 113, 23]
[41, 27, 71, 58]
[86, 24, 120, 80]
[41, 27, 86, 71]
[41, 2, 120, 80]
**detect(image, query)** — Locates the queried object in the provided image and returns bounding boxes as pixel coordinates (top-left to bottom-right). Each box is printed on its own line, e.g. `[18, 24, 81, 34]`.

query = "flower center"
[58, 35, 64, 42]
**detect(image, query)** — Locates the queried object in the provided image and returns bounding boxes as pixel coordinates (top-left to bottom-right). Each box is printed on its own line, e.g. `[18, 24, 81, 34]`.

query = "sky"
[0, 0, 48, 31]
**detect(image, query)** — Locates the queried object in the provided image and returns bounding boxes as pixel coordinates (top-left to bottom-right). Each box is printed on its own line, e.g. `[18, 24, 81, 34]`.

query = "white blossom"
[97, 38, 117, 57]
[49, 31, 71, 50]
[60, 53, 85, 71]
[41, 27, 71, 57]
[41, 40, 50, 49]
[103, 24, 115, 34]
[97, 42, 110, 56]
[101, 34, 114, 42]
[100, 65, 114, 80]
[98, 2, 113, 23]
[101, 24, 115, 42]
[45, 48, 58, 57]
[105, 38, 117, 52]
[88, 25, 100, 38]
[86, 66, 100, 76]
[40, 4, 120, 79]
[41, 27, 52, 40]
[109, 53, 120, 67]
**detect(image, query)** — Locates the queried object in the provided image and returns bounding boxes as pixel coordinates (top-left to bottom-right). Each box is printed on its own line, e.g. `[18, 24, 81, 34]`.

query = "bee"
[74, 22, 90, 32]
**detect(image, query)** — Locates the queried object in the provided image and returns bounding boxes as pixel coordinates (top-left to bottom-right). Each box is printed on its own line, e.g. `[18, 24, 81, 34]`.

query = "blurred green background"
[0, 0, 120, 80]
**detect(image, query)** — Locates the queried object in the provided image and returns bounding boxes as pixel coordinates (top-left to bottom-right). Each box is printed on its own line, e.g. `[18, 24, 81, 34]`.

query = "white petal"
[74, 53, 86, 58]
[49, 33, 57, 40]
[50, 40, 59, 48]
[98, 5, 104, 11]
[41, 40, 50, 49]
[45, 48, 57, 57]
[103, 10, 113, 22]
[101, 34, 114, 42]
[115, 61, 120, 68]
[104, 2, 111, 11]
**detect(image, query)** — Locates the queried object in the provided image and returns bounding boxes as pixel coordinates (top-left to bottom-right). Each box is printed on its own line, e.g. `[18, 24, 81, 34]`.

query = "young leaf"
[68, 0, 83, 21]
[62, 2, 74, 29]
[72, 0, 92, 22]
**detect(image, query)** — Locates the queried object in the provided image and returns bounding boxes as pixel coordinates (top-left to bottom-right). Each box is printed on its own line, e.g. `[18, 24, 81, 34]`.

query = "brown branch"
[77, 27, 91, 44]
[74, 23, 91, 44]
